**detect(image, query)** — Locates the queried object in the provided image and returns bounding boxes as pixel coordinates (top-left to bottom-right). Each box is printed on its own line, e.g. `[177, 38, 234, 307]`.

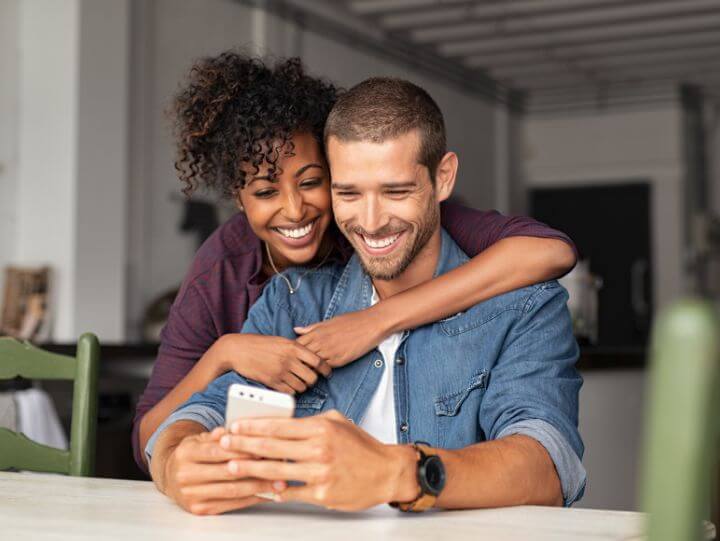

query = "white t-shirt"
[358, 288, 403, 444]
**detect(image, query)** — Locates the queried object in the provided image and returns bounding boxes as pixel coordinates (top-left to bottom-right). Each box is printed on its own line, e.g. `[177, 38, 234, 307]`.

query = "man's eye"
[337, 191, 358, 197]
[254, 189, 277, 198]
[387, 190, 410, 197]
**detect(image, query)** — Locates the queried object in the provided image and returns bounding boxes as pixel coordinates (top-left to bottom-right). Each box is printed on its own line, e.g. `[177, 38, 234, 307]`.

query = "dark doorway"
[530, 182, 652, 347]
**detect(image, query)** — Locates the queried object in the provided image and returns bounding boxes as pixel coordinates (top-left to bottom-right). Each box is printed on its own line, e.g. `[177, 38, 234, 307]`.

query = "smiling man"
[146, 78, 586, 515]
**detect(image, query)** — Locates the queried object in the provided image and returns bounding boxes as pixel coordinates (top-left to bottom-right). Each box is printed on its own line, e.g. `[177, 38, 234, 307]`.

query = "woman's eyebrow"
[294, 163, 324, 177]
[247, 175, 277, 185]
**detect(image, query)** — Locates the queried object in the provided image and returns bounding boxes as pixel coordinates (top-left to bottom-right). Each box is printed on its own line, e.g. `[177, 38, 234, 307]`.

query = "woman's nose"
[282, 189, 305, 222]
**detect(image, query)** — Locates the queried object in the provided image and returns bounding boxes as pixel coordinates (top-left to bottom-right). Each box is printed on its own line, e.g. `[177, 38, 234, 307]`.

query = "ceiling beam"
[463, 31, 720, 69]
[488, 47, 720, 78]
[349, 0, 471, 15]
[440, 13, 720, 56]
[379, 0, 640, 29]
[413, 0, 720, 43]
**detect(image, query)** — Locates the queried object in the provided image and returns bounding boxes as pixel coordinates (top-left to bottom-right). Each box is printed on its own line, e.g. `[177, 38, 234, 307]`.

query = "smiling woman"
[132, 50, 579, 479]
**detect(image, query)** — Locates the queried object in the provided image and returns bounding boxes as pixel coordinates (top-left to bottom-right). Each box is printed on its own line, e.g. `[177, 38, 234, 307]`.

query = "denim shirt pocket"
[294, 387, 328, 418]
[433, 370, 488, 447]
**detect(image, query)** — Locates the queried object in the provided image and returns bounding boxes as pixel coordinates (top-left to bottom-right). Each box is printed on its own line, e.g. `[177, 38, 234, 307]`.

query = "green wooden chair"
[0, 333, 99, 476]
[641, 299, 720, 540]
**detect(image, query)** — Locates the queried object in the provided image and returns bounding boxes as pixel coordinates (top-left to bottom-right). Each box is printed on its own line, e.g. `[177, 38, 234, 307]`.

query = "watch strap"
[393, 443, 439, 512]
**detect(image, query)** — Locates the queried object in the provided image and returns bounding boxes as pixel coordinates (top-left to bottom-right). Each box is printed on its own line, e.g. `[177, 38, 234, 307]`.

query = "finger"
[293, 343, 323, 369]
[181, 479, 278, 501]
[283, 372, 308, 394]
[273, 484, 319, 505]
[274, 382, 296, 395]
[294, 324, 317, 335]
[221, 434, 322, 461]
[182, 441, 249, 464]
[228, 459, 324, 483]
[175, 463, 242, 484]
[232, 416, 331, 440]
[315, 361, 332, 378]
[187, 496, 265, 516]
[291, 359, 318, 386]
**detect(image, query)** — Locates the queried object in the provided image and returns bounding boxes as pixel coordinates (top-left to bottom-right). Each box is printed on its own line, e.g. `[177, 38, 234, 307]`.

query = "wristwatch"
[391, 442, 446, 512]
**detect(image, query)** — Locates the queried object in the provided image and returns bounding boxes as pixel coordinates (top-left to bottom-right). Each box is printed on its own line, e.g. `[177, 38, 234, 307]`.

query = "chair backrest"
[0, 333, 99, 476]
[642, 299, 720, 540]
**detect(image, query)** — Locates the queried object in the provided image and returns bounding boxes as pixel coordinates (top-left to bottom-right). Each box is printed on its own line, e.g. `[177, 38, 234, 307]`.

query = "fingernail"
[229, 461, 238, 474]
[272, 481, 285, 492]
[231, 422, 240, 433]
[220, 435, 231, 448]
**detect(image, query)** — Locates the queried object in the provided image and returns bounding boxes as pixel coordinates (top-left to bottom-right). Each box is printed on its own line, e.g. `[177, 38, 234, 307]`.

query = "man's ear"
[433, 151, 458, 203]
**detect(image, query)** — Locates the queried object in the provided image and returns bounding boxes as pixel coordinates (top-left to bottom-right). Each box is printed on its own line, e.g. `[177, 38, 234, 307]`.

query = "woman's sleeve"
[131, 280, 221, 475]
[439, 200, 578, 258]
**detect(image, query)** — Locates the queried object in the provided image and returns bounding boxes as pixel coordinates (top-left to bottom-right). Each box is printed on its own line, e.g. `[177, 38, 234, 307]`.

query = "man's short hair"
[324, 77, 446, 182]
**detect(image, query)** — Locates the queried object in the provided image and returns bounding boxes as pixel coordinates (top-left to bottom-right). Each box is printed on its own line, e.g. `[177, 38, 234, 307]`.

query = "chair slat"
[0, 338, 75, 380]
[0, 429, 70, 474]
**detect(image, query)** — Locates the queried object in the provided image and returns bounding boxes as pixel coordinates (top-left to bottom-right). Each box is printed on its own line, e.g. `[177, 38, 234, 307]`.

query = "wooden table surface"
[0, 471, 658, 540]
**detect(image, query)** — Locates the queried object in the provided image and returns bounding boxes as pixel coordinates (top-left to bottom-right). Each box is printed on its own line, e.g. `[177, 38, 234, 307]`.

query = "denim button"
[396, 357, 405, 365]
[374, 359, 383, 368]
[400, 422, 409, 432]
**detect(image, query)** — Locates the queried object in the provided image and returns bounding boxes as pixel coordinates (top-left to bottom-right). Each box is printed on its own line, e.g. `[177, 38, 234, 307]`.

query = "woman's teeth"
[275, 220, 315, 239]
[362, 233, 400, 249]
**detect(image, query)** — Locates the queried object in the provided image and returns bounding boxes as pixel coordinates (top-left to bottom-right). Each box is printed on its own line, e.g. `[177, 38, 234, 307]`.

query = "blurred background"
[1, 0, 719, 511]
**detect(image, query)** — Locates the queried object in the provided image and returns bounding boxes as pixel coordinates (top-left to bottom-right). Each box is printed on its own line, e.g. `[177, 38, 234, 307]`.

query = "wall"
[9, 0, 130, 342]
[0, 0, 20, 300]
[127, 0, 498, 336]
[525, 107, 686, 510]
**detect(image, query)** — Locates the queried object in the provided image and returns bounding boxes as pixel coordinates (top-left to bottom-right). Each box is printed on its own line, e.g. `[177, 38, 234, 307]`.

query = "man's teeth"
[362, 233, 400, 249]
[276, 221, 314, 239]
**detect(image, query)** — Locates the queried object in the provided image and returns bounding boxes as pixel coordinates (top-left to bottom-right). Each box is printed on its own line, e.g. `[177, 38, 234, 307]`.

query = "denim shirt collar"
[323, 227, 469, 321]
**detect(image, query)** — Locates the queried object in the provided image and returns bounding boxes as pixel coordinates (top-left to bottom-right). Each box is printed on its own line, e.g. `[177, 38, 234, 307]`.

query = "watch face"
[420, 455, 446, 496]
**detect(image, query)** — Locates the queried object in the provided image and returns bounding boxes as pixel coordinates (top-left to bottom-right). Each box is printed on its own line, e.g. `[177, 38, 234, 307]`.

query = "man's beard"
[343, 197, 440, 281]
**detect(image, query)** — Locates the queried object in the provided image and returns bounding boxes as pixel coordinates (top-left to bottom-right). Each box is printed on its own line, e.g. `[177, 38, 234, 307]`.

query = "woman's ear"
[235, 193, 245, 213]
[433, 151, 458, 203]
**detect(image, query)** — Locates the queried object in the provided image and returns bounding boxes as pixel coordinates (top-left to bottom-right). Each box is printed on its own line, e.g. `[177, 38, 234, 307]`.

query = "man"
[146, 78, 585, 515]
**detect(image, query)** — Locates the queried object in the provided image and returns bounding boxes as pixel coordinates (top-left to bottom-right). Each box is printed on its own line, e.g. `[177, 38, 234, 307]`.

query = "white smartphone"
[225, 383, 296, 429]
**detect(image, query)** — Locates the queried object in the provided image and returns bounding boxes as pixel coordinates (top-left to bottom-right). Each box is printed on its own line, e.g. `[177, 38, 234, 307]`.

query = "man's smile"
[355, 230, 407, 256]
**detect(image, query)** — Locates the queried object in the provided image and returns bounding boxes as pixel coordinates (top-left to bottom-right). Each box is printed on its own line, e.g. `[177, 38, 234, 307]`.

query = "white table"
[0, 471, 681, 541]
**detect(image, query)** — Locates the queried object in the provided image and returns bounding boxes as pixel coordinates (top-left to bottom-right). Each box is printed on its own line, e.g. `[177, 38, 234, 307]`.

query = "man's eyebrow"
[331, 182, 356, 190]
[332, 181, 418, 190]
[382, 181, 417, 189]
[295, 163, 324, 177]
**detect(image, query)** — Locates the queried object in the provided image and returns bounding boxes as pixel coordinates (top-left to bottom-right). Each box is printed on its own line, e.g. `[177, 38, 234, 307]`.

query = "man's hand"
[158, 425, 286, 515]
[220, 410, 419, 511]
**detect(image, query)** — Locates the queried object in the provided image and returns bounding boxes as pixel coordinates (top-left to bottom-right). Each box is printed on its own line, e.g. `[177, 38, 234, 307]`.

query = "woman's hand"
[294, 305, 392, 368]
[209, 334, 332, 395]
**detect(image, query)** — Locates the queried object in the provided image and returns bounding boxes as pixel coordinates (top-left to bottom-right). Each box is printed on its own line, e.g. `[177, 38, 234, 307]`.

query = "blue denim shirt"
[147, 229, 586, 505]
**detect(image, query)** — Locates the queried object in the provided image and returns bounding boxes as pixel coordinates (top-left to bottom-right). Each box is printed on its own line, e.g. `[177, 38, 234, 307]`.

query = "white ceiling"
[245, 0, 720, 113]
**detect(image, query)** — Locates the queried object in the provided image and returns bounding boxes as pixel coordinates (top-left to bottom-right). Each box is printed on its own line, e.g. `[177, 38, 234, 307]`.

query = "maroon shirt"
[132, 202, 576, 473]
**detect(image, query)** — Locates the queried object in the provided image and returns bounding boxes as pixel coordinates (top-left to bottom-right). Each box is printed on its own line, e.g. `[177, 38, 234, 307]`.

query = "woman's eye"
[254, 189, 277, 198]
[300, 178, 323, 188]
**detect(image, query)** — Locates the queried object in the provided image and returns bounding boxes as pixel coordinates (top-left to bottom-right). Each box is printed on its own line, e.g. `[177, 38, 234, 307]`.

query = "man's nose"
[359, 195, 387, 234]
[281, 189, 305, 222]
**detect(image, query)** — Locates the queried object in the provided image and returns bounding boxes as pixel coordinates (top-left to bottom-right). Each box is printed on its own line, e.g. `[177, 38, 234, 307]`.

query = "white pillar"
[16, 0, 130, 342]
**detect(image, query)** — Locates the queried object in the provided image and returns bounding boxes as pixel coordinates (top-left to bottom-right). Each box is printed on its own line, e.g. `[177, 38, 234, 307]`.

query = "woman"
[133, 52, 577, 473]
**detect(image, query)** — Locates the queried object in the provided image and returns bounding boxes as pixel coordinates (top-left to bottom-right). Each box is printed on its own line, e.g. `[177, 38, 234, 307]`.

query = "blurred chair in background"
[642, 299, 720, 540]
[0, 333, 99, 476]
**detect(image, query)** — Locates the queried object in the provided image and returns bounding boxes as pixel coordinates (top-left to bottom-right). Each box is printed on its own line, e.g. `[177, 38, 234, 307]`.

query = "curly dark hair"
[171, 51, 340, 198]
